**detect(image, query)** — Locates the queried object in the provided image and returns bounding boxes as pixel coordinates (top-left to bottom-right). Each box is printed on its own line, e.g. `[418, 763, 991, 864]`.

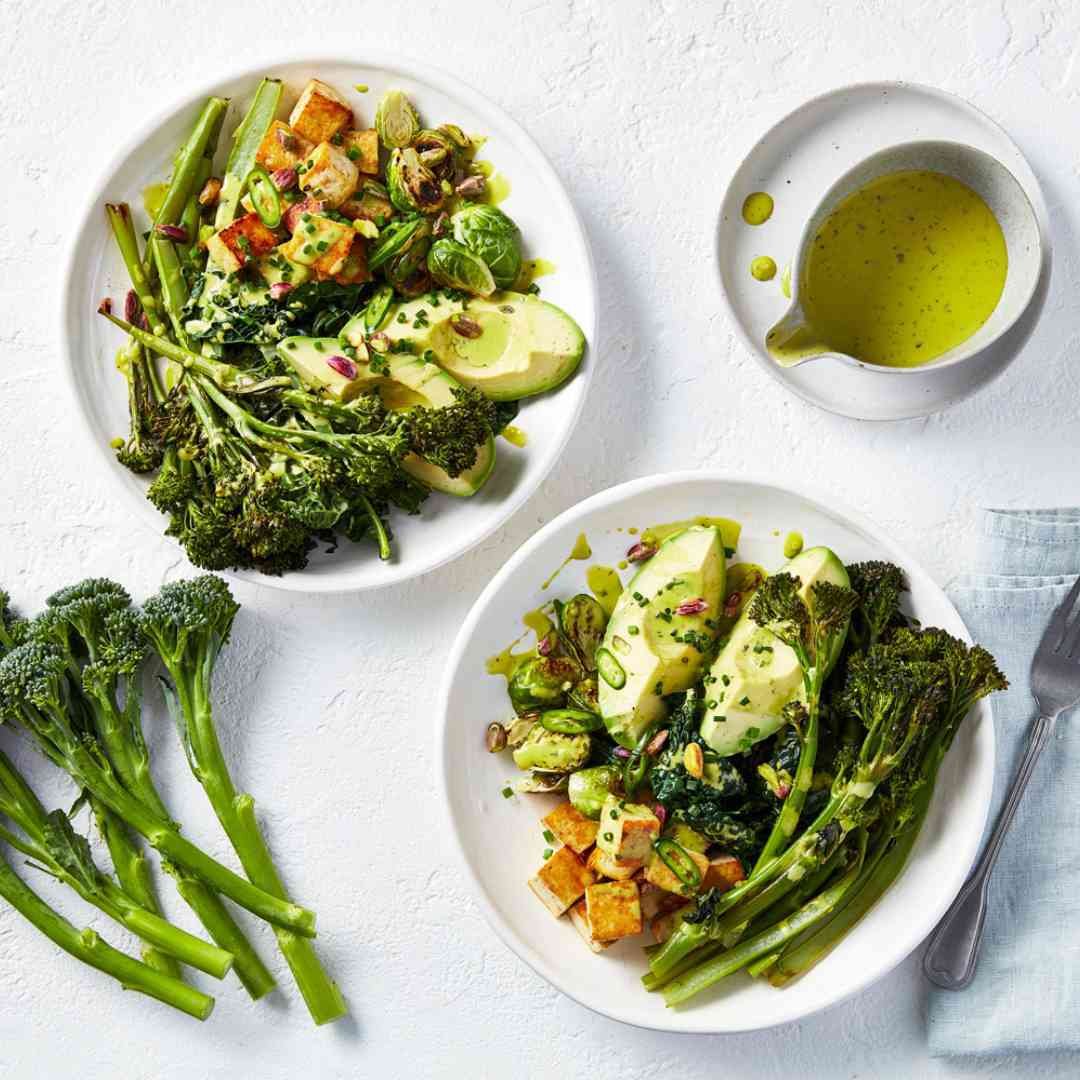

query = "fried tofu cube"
[528, 846, 594, 917]
[342, 129, 380, 175]
[334, 240, 372, 285]
[206, 213, 280, 273]
[255, 247, 311, 288]
[298, 142, 360, 209]
[255, 120, 313, 172]
[584, 880, 642, 942]
[644, 844, 711, 897]
[312, 230, 354, 280]
[639, 881, 691, 922]
[586, 847, 642, 881]
[288, 79, 353, 144]
[703, 854, 746, 893]
[543, 803, 598, 855]
[280, 214, 352, 268]
[596, 797, 661, 863]
[651, 904, 691, 944]
[340, 183, 395, 225]
[569, 899, 610, 954]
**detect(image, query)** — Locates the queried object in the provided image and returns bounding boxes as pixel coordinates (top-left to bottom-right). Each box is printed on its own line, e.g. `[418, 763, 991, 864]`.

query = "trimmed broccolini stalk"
[0, 846, 215, 1020]
[143, 576, 347, 1027]
[214, 79, 282, 229]
[106, 203, 168, 338]
[0, 748, 232, 978]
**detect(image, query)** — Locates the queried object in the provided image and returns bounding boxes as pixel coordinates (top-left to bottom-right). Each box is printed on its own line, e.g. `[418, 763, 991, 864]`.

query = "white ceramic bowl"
[61, 54, 596, 593]
[438, 472, 995, 1033]
[764, 140, 1042, 421]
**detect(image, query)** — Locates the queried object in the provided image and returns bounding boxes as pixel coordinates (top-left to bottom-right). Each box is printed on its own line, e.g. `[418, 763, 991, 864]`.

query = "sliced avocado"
[699, 546, 850, 757]
[277, 332, 495, 496]
[379, 291, 585, 401]
[598, 525, 726, 748]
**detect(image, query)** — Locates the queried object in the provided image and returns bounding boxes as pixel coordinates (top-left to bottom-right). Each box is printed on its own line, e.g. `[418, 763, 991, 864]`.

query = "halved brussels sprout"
[438, 123, 471, 153]
[369, 215, 429, 272]
[427, 238, 496, 297]
[567, 676, 598, 714]
[515, 771, 570, 794]
[451, 204, 522, 289]
[512, 725, 591, 773]
[555, 594, 608, 671]
[567, 765, 620, 820]
[375, 89, 420, 148]
[387, 148, 444, 215]
[507, 655, 583, 716]
[412, 129, 461, 182]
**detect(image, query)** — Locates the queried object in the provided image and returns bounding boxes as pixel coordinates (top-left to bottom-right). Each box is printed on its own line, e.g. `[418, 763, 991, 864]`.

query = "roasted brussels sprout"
[555, 594, 608, 671]
[387, 148, 444, 215]
[412, 128, 461, 182]
[507, 654, 583, 716]
[512, 725, 591, 773]
[438, 123, 471, 153]
[427, 238, 496, 296]
[515, 771, 570, 794]
[375, 89, 420, 148]
[567, 676, 599, 714]
[369, 215, 429, 272]
[451, 204, 522, 289]
[567, 765, 620, 820]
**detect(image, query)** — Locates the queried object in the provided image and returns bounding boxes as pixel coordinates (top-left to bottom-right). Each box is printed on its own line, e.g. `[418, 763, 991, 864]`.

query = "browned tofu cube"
[584, 880, 642, 942]
[568, 899, 610, 954]
[596, 796, 661, 862]
[255, 120, 313, 172]
[586, 846, 642, 881]
[528, 846, 594, 917]
[334, 240, 372, 285]
[289, 79, 352, 144]
[703, 854, 746, 893]
[340, 187, 395, 225]
[543, 803, 598, 855]
[298, 141, 360, 209]
[639, 881, 692, 922]
[312, 231, 354, 280]
[651, 904, 691, 944]
[342, 129, 380, 175]
[206, 213, 280, 273]
[644, 845, 710, 897]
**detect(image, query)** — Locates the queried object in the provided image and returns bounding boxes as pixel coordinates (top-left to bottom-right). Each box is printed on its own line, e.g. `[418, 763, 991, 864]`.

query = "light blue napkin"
[928, 509, 1080, 1057]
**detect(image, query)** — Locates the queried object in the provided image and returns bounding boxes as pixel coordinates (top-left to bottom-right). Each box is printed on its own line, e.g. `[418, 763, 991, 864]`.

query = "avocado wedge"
[699, 546, 850, 756]
[276, 334, 495, 497]
[598, 525, 726, 748]
[380, 291, 585, 401]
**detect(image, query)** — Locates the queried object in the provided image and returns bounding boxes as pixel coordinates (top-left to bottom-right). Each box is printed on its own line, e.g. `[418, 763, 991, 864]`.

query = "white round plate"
[717, 81, 1050, 420]
[61, 54, 596, 593]
[439, 472, 995, 1033]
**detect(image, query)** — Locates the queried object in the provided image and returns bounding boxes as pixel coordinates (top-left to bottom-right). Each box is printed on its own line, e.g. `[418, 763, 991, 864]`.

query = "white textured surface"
[1, 1, 1078, 1076]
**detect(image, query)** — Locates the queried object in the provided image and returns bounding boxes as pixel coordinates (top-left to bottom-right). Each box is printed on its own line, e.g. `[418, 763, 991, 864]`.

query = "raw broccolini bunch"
[0, 576, 345, 1024]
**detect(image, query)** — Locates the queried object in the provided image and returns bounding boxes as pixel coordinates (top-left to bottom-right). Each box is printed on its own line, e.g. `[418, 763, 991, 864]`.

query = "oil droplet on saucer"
[751, 256, 777, 282]
[742, 192, 774, 225]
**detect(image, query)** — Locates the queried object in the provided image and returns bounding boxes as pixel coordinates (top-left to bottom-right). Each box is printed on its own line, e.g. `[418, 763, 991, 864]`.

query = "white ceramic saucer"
[716, 81, 1051, 421]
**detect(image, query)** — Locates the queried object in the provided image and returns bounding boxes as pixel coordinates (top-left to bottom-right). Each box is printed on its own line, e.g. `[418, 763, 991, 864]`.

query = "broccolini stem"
[357, 492, 392, 560]
[106, 203, 169, 339]
[752, 675, 822, 873]
[166, 862, 277, 999]
[149, 234, 192, 347]
[662, 838, 867, 1007]
[170, 674, 346, 1024]
[0, 849, 215, 1020]
[91, 797, 181, 979]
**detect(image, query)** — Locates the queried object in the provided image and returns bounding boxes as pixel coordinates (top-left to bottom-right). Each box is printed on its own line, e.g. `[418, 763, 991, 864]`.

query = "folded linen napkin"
[928, 509, 1080, 1057]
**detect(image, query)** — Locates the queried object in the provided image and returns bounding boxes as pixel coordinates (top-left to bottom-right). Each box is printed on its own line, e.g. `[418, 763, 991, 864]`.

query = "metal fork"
[923, 574, 1080, 990]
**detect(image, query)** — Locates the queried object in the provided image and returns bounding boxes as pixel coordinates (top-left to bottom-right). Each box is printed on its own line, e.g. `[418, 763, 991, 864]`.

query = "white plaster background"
[1, 1, 1077, 1076]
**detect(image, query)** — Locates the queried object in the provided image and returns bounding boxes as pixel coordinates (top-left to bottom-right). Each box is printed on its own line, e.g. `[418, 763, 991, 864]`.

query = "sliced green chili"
[246, 167, 282, 229]
[540, 709, 603, 735]
[363, 285, 395, 333]
[596, 648, 625, 690]
[654, 837, 702, 890]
